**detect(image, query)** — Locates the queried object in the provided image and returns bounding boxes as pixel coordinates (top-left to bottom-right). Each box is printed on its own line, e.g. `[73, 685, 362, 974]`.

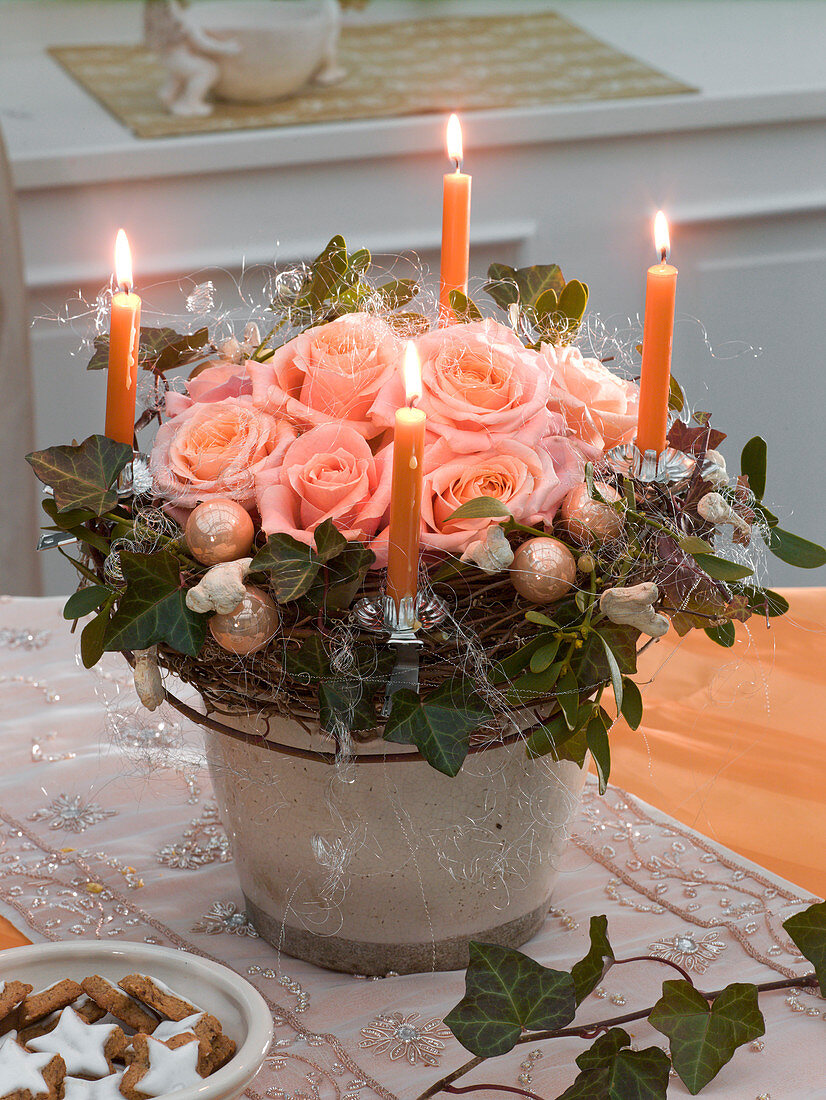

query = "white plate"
[0, 940, 273, 1100]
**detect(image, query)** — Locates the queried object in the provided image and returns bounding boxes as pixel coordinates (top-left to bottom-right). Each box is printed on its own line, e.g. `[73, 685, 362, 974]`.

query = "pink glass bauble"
[560, 482, 624, 545]
[209, 584, 279, 655]
[185, 498, 255, 565]
[509, 537, 576, 604]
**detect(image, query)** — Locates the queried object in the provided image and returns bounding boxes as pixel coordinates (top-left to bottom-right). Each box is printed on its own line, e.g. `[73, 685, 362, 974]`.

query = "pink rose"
[370, 435, 583, 559]
[256, 423, 392, 548]
[371, 319, 560, 451]
[544, 344, 640, 453]
[150, 398, 295, 509]
[249, 312, 403, 438]
[165, 359, 253, 417]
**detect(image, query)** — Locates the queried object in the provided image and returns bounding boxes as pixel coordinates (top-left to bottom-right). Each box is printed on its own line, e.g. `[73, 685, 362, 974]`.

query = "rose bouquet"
[27, 236, 826, 784]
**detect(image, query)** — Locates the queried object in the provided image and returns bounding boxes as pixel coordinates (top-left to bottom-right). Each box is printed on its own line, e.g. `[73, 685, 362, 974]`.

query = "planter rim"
[124, 650, 539, 767]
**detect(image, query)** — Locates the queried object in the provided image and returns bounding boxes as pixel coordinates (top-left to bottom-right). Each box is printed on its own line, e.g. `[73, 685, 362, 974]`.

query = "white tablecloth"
[0, 596, 821, 1099]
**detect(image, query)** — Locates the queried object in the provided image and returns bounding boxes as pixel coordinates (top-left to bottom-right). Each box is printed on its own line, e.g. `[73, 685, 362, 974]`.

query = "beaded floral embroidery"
[359, 1012, 452, 1067]
[648, 929, 727, 973]
[29, 794, 117, 833]
[190, 900, 258, 937]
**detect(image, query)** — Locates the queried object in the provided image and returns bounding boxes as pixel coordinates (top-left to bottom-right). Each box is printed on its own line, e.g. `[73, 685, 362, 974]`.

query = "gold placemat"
[49, 11, 697, 140]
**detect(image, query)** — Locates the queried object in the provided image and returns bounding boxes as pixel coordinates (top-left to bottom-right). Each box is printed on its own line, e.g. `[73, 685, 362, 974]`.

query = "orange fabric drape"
[609, 587, 826, 896]
[0, 914, 30, 950]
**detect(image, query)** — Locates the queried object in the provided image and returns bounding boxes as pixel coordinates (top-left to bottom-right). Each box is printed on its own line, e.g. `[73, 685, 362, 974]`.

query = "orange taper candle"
[105, 229, 141, 446]
[386, 342, 426, 609]
[438, 113, 471, 326]
[636, 211, 677, 456]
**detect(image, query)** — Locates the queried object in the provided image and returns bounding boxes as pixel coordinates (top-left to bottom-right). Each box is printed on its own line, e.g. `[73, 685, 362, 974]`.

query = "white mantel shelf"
[2, 0, 826, 190]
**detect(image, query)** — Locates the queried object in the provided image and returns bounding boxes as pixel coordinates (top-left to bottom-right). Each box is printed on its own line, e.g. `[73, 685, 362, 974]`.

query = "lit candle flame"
[115, 229, 133, 293]
[403, 341, 422, 406]
[654, 210, 670, 264]
[446, 113, 463, 171]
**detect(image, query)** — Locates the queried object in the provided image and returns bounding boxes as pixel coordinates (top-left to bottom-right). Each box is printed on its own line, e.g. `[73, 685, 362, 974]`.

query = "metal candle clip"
[354, 591, 448, 717]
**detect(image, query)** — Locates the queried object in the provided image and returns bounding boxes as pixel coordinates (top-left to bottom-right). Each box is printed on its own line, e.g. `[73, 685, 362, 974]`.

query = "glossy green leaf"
[63, 585, 111, 621]
[308, 542, 375, 611]
[768, 527, 826, 569]
[576, 1027, 630, 1071]
[620, 677, 643, 730]
[319, 679, 375, 736]
[374, 277, 418, 311]
[740, 436, 767, 500]
[384, 679, 491, 777]
[692, 553, 754, 582]
[525, 611, 559, 628]
[587, 707, 611, 794]
[250, 534, 321, 602]
[27, 435, 133, 515]
[492, 633, 556, 684]
[102, 551, 208, 657]
[446, 496, 511, 522]
[556, 668, 580, 728]
[559, 1031, 669, 1100]
[444, 941, 577, 1057]
[525, 710, 574, 759]
[782, 900, 826, 993]
[596, 632, 623, 711]
[529, 637, 562, 674]
[448, 289, 483, 322]
[558, 278, 588, 322]
[678, 536, 713, 555]
[649, 980, 764, 1094]
[571, 915, 615, 1006]
[533, 287, 559, 323]
[704, 621, 736, 647]
[668, 374, 685, 413]
[740, 586, 789, 618]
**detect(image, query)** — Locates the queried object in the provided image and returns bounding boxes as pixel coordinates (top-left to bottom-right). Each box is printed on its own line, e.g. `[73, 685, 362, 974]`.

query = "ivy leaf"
[740, 435, 767, 500]
[587, 706, 612, 794]
[782, 900, 826, 993]
[620, 677, 643, 730]
[149, 326, 210, 374]
[446, 496, 512, 522]
[575, 1027, 630, 1071]
[310, 519, 348, 563]
[284, 636, 329, 682]
[444, 941, 577, 1058]
[251, 534, 321, 602]
[448, 289, 483, 322]
[102, 551, 207, 657]
[571, 915, 615, 1005]
[767, 527, 826, 569]
[579, 622, 639, 687]
[559, 1031, 670, 1100]
[649, 980, 764, 1094]
[80, 597, 114, 669]
[319, 679, 376, 736]
[384, 678, 491, 777]
[668, 374, 685, 413]
[692, 553, 753, 582]
[63, 585, 111, 621]
[307, 542, 375, 611]
[704, 621, 736, 647]
[26, 435, 133, 515]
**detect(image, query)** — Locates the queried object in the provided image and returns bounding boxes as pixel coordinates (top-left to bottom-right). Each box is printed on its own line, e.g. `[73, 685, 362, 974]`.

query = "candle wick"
[452, 157, 462, 173]
[659, 247, 668, 265]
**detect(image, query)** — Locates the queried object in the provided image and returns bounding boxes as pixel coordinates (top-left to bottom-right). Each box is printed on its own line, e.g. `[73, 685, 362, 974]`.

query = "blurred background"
[2, 0, 824, 595]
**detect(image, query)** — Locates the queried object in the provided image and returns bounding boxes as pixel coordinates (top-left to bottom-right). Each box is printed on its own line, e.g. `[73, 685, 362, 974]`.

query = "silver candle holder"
[354, 591, 448, 716]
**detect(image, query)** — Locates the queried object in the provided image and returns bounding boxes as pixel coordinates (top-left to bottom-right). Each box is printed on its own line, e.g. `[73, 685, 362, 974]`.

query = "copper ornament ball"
[560, 482, 624, 545]
[509, 537, 577, 604]
[185, 498, 255, 565]
[209, 584, 279, 656]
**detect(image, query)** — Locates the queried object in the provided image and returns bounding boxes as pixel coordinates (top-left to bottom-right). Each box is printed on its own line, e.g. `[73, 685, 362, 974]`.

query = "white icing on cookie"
[146, 978, 200, 1010]
[63, 1072, 124, 1100]
[152, 1012, 204, 1043]
[136, 1035, 202, 1095]
[0, 981, 6, 996]
[27, 1006, 118, 1076]
[0, 1033, 54, 1093]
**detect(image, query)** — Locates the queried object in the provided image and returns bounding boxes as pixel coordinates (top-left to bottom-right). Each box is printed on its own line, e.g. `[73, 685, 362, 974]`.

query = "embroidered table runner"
[0, 596, 820, 1098]
[48, 11, 696, 141]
